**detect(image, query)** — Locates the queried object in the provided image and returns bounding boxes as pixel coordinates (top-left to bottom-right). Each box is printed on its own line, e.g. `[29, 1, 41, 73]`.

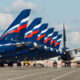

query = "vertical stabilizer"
[63, 23, 66, 48]
[0, 9, 31, 42]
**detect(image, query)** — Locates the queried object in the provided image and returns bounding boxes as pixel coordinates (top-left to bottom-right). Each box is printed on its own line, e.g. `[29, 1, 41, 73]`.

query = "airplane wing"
[13, 42, 31, 47]
[66, 48, 80, 52]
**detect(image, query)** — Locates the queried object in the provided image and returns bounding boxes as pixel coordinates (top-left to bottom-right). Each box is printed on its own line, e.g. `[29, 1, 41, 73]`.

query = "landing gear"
[0, 61, 4, 67]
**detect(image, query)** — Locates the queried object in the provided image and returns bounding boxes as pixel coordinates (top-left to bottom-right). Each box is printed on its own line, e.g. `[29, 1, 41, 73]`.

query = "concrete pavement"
[0, 67, 79, 80]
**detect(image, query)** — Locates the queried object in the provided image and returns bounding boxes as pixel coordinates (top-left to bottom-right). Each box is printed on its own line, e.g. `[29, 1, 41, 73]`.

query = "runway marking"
[5, 73, 20, 76]
[52, 70, 75, 80]
[76, 69, 80, 71]
[8, 68, 63, 80]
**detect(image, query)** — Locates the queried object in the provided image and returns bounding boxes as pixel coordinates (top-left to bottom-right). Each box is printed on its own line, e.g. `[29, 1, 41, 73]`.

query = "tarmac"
[0, 66, 80, 80]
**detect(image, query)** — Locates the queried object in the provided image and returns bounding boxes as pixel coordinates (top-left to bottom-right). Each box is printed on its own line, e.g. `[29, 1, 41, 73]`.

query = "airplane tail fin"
[50, 31, 58, 47]
[63, 23, 66, 48]
[37, 28, 48, 41]
[31, 23, 48, 42]
[38, 23, 48, 35]
[24, 18, 42, 41]
[45, 31, 58, 47]
[0, 9, 31, 42]
[44, 32, 53, 44]
[54, 34, 62, 50]
[26, 18, 42, 32]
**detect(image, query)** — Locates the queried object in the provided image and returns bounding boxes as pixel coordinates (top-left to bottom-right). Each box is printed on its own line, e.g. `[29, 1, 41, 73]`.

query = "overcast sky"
[0, 0, 80, 49]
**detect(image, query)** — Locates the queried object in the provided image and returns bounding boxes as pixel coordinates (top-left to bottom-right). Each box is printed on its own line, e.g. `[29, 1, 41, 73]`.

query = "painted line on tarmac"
[76, 69, 80, 71]
[8, 68, 63, 80]
[52, 70, 75, 80]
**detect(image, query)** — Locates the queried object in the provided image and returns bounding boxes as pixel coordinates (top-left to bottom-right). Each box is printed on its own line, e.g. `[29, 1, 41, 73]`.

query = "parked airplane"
[24, 18, 42, 49]
[0, 9, 31, 57]
[60, 24, 80, 61]
[0, 23, 48, 59]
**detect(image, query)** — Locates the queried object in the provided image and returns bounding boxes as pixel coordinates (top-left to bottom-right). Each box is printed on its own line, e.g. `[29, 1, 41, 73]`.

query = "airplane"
[24, 17, 42, 49]
[60, 24, 80, 61]
[0, 9, 31, 57]
[0, 23, 48, 59]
